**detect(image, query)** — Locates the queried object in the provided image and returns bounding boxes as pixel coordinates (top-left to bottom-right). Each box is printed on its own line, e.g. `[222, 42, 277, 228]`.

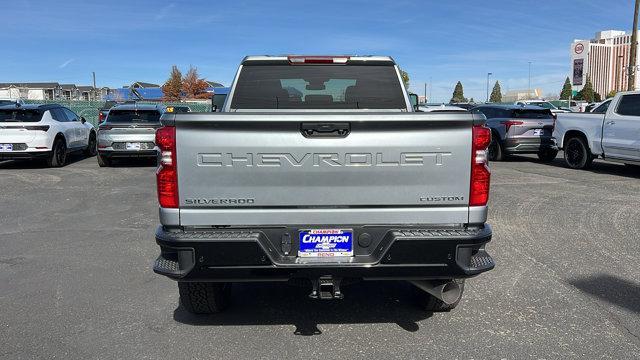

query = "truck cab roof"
[241, 55, 396, 65]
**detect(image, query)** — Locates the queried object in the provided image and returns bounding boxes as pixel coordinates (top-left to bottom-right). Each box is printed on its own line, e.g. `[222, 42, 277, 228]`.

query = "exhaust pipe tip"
[410, 280, 462, 305]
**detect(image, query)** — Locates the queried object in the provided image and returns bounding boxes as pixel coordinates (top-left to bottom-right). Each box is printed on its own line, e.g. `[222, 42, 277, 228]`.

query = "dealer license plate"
[298, 229, 353, 257]
[126, 142, 141, 150]
[0, 144, 13, 152]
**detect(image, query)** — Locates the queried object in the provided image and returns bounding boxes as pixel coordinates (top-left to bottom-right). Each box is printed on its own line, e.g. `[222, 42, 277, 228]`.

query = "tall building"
[570, 30, 639, 97]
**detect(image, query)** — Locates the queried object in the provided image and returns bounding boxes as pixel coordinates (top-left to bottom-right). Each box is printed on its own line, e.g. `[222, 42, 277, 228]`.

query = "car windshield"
[106, 110, 160, 122]
[231, 64, 406, 109]
[0, 109, 43, 122]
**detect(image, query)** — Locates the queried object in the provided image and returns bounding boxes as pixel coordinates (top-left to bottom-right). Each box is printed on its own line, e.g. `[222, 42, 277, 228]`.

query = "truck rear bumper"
[153, 224, 494, 282]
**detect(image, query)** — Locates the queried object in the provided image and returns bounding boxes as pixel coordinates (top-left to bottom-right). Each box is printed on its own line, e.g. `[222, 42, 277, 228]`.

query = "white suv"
[0, 103, 96, 167]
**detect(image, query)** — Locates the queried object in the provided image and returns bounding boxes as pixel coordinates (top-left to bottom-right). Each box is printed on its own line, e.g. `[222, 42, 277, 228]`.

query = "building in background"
[0, 83, 61, 100]
[571, 30, 639, 97]
[502, 88, 543, 102]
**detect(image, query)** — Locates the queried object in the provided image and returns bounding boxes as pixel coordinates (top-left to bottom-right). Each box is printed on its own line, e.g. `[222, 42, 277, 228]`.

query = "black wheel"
[47, 138, 67, 167]
[563, 137, 593, 169]
[178, 282, 231, 314]
[413, 279, 465, 312]
[97, 153, 110, 167]
[488, 137, 504, 161]
[84, 131, 97, 157]
[537, 148, 558, 162]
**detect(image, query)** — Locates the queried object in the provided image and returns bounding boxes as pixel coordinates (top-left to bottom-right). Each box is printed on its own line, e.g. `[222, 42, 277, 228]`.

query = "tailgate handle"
[301, 122, 350, 138]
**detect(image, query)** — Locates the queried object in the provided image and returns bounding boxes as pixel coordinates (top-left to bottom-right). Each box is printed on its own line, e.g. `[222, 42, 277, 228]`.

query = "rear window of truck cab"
[0, 109, 43, 122]
[107, 110, 161, 122]
[230, 65, 406, 110]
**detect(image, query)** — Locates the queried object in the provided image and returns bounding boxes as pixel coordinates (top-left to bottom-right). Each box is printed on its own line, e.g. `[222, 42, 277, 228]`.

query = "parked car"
[515, 100, 571, 113]
[419, 104, 467, 112]
[97, 100, 136, 124]
[554, 91, 640, 169]
[472, 104, 558, 161]
[96, 103, 164, 167]
[449, 103, 477, 110]
[166, 106, 191, 113]
[152, 55, 495, 314]
[586, 98, 613, 113]
[0, 103, 96, 167]
[211, 87, 230, 112]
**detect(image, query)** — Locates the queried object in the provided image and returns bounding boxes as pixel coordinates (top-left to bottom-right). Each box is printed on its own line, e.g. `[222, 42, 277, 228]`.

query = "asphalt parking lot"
[1, 154, 639, 359]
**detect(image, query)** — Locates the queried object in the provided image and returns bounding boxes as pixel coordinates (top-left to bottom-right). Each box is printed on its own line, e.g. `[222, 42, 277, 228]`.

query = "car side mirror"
[408, 93, 419, 111]
[80, 117, 86, 124]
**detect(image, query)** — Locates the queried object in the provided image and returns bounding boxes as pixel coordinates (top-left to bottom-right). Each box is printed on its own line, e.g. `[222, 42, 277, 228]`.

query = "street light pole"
[528, 62, 532, 98]
[486, 72, 492, 103]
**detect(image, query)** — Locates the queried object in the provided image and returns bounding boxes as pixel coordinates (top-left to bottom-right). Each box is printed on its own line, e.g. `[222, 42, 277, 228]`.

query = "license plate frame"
[0, 144, 13, 152]
[298, 229, 354, 257]
[125, 142, 141, 150]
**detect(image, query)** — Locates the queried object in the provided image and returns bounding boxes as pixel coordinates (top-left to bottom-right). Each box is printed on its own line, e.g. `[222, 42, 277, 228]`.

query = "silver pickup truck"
[555, 91, 640, 169]
[153, 55, 494, 314]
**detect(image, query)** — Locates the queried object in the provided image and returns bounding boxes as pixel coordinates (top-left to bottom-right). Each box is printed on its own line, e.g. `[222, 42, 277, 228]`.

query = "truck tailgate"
[166, 112, 480, 226]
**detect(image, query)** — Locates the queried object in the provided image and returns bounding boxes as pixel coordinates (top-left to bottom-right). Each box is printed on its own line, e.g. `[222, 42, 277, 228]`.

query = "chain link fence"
[22, 100, 212, 127]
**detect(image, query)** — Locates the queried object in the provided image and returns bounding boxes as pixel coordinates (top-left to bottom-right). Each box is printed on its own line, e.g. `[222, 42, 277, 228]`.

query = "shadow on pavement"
[105, 157, 157, 168]
[173, 281, 433, 335]
[507, 153, 640, 179]
[569, 274, 640, 313]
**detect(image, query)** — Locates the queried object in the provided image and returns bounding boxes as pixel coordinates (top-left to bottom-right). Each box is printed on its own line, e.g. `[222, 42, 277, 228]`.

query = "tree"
[182, 66, 210, 99]
[594, 93, 602, 102]
[489, 81, 502, 103]
[162, 65, 183, 101]
[581, 75, 595, 103]
[450, 81, 467, 103]
[560, 77, 572, 100]
[606, 90, 617, 99]
[399, 68, 410, 89]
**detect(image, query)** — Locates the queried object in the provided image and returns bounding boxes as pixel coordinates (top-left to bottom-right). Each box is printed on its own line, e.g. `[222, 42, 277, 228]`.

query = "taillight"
[470, 125, 491, 206]
[98, 112, 105, 123]
[156, 126, 178, 208]
[24, 125, 50, 131]
[500, 120, 523, 132]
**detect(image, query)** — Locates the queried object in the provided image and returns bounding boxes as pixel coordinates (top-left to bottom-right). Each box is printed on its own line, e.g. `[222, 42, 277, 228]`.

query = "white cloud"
[155, 3, 175, 21]
[58, 59, 74, 69]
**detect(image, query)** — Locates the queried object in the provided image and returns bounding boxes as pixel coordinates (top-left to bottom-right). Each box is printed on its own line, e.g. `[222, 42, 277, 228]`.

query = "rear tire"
[563, 136, 593, 169]
[84, 131, 97, 157]
[178, 282, 231, 314]
[413, 279, 465, 312]
[537, 148, 558, 162]
[46, 138, 67, 167]
[488, 137, 504, 161]
[97, 153, 110, 167]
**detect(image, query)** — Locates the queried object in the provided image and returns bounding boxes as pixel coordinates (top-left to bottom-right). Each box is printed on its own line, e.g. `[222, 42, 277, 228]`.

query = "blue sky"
[0, 0, 634, 102]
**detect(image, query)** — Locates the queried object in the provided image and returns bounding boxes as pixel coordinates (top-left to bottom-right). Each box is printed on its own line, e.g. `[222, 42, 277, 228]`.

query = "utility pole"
[92, 72, 97, 101]
[617, 55, 624, 91]
[528, 62, 532, 98]
[486, 72, 492, 103]
[628, 0, 639, 91]
[429, 77, 432, 103]
[424, 82, 427, 103]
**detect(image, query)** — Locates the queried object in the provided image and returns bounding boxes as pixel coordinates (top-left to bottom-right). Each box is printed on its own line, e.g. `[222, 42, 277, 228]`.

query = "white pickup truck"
[554, 91, 640, 169]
